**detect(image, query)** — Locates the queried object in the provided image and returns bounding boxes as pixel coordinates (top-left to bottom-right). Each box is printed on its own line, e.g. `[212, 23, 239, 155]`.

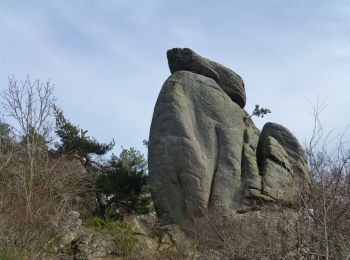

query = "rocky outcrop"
[149, 48, 310, 227]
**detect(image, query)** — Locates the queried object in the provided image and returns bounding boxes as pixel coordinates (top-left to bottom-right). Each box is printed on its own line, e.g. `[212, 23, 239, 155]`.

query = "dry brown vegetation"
[182, 102, 350, 259]
[0, 153, 94, 257]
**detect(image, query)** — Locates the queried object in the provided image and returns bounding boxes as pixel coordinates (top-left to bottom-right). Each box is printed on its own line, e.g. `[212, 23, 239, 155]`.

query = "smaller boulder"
[167, 48, 246, 108]
[59, 211, 83, 249]
[257, 122, 311, 205]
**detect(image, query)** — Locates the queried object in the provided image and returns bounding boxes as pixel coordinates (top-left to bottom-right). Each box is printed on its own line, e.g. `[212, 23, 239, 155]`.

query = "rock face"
[149, 48, 310, 226]
[149, 70, 245, 225]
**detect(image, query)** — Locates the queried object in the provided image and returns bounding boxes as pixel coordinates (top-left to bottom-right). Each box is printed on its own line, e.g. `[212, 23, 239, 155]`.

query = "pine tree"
[53, 105, 114, 160]
[96, 148, 153, 217]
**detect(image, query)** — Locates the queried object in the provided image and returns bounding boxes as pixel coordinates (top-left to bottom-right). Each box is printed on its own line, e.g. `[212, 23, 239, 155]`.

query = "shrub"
[0, 151, 94, 257]
[91, 217, 138, 256]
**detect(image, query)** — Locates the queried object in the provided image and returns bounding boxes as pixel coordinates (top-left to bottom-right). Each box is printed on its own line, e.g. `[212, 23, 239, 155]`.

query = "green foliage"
[53, 105, 114, 158]
[91, 217, 138, 256]
[96, 148, 153, 215]
[142, 139, 149, 147]
[0, 121, 13, 154]
[251, 104, 271, 118]
[91, 216, 108, 230]
[0, 121, 11, 141]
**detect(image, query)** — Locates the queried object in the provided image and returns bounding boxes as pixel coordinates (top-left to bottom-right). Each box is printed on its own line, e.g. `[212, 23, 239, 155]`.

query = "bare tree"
[1, 76, 56, 137]
[303, 98, 350, 259]
[0, 76, 56, 221]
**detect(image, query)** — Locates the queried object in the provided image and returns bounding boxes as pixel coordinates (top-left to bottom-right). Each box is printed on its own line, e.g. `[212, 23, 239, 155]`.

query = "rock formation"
[148, 48, 310, 226]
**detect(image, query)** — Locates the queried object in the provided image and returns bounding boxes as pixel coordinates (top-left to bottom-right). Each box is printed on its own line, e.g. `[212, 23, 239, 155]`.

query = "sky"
[1, 0, 350, 156]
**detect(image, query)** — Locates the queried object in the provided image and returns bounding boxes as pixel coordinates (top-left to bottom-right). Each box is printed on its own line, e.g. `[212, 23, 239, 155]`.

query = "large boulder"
[149, 48, 310, 227]
[167, 48, 246, 108]
[149, 70, 245, 226]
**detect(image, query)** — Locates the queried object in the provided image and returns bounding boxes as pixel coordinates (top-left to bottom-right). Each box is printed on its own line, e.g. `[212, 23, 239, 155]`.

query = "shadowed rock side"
[149, 48, 311, 227]
[242, 114, 269, 201]
[167, 48, 246, 108]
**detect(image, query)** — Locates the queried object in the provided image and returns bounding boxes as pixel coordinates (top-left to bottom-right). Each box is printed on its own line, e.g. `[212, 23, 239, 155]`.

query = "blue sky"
[1, 0, 350, 155]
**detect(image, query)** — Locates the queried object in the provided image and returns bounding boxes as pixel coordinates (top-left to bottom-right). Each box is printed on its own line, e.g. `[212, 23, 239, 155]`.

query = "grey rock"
[242, 114, 262, 197]
[243, 111, 260, 150]
[257, 123, 311, 204]
[71, 233, 116, 260]
[59, 211, 83, 249]
[149, 70, 245, 226]
[242, 143, 261, 195]
[167, 48, 246, 108]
